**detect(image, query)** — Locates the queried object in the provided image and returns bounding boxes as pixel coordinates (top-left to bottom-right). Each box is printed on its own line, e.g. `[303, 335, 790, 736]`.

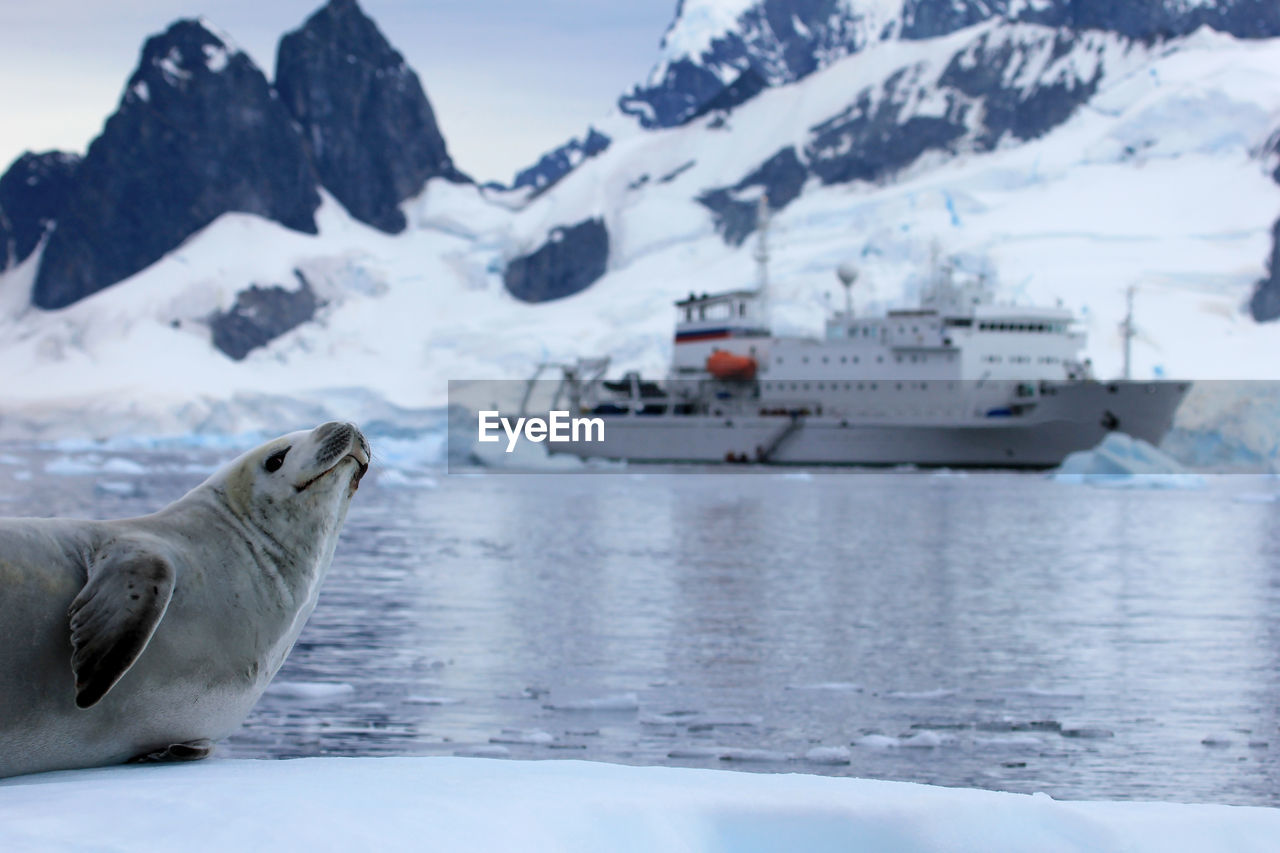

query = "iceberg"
[1051, 432, 1206, 489]
[1, 757, 1277, 852]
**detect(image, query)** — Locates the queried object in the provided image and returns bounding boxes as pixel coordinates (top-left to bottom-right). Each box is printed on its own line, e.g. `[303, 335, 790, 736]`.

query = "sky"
[0, 0, 678, 184]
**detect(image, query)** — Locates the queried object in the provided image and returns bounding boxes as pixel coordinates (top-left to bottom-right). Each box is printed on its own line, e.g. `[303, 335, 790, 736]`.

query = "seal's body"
[0, 422, 369, 778]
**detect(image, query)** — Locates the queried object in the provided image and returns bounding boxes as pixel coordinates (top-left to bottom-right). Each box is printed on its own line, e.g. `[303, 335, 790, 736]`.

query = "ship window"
[802, 356, 809, 364]
[912, 326, 918, 334]
[895, 383, 903, 390]
[685, 308, 692, 321]
[738, 303, 746, 317]
[802, 383, 810, 390]
[840, 356, 847, 363]
[853, 356, 859, 363]
[857, 383, 864, 390]
[877, 356, 883, 363]
[844, 383, 851, 390]
[822, 357, 829, 364]
[817, 383, 824, 390]
[895, 356, 902, 363]
[870, 383, 878, 390]
[776, 357, 783, 364]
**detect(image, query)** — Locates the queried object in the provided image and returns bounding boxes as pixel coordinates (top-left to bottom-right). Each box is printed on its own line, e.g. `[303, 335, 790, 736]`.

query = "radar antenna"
[836, 263, 858, 319]
[754, 193, 770, 295]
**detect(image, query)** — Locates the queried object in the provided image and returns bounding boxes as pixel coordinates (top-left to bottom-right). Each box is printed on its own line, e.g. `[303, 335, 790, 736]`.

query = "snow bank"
[0, 757, 1276, 853]
[1052, 432, 1206, 489]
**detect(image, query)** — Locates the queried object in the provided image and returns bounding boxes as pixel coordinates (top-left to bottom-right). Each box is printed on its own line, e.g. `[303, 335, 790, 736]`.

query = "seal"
[0, 421, 370, 779]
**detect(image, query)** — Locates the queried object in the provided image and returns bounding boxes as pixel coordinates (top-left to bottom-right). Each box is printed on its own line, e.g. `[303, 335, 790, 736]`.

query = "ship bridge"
[671, 289, 771, 374]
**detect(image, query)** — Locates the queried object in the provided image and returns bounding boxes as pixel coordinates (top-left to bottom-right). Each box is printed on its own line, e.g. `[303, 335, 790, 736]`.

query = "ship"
[527, 215, 1189, 468]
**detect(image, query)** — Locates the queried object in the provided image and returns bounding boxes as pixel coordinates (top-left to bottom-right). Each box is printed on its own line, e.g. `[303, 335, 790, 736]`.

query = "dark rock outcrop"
[0, 205, 11, 271]
[804, 70, 968, 186]
[0, 151, 81, 268]
[687, 68, 768, 123]
[33, 19, 319, 310]
[275, 0, 464, 234]
[1248, 219, 1280, 321]
[503, 219, 609, 303]
[699, 146, 807, 245]
[512, 127, 611, 194]
[210, 270, 320, 360]
[621, 0, 1280, 130]
[938, 29, 1103, 149]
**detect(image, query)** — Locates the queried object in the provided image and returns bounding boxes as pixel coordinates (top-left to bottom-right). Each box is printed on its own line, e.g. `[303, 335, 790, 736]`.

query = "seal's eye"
[263, 448, 290, 473]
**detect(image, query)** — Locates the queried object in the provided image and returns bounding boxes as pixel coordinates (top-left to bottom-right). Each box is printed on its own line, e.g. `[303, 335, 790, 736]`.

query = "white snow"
[6, 757, 1275, 852]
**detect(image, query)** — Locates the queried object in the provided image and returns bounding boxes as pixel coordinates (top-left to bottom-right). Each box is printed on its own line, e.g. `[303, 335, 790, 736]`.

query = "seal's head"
[212, 421, 371, 559]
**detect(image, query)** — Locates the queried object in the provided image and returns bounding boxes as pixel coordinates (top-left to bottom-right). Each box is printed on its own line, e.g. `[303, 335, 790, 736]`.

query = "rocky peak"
[275, 0, 465, 234]
[32, 18, 319, 310]
[0, 151, 81, 270]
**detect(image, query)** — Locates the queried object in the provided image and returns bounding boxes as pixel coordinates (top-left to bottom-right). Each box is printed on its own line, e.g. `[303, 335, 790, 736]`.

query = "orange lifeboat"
[706, 349, 757, 380]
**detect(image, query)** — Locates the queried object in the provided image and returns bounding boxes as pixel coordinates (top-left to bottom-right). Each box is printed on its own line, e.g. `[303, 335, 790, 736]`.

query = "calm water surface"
[3, 445, 1278, 806]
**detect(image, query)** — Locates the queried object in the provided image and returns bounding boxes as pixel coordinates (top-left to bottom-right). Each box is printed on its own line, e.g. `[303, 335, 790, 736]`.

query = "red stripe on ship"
[674, 329, 733, 343]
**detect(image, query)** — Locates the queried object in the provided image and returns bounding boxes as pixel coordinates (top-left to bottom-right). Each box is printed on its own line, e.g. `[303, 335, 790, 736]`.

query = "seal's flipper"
[68, 550, 175, 709]
[129, 739, 213, 764]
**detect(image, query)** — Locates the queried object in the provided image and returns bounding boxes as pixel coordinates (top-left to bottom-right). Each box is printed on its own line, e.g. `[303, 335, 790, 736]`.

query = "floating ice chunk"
[787, 682, 863, 692]
[376, 470, 439, 489]
[0, 454, 22, 465]
[264, 681, 356, 702]
[1052, 433, 1205, 489]
[900, 731, 953, 749]
[44, 455, 148, 476]
[718, 748, 792, 763]
[102, 458, 148, 475]
[544, 692, 639, 712]
[1201, 735, 1233, 748]
[490, 729, 554, 745]
[886, 688, 957, 701]
[854, 734, 900, 749]
[94, 481, 139, 497]
[45, 455, 104, 475]
[974, 734, 1043, 749]
[454, 745, 510, 758]
[404, 696, 464, 706]
[805, 746, 852, 765]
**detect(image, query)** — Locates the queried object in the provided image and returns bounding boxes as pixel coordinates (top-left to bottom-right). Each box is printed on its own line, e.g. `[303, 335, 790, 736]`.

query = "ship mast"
[754, 193, 770, 325]
[1122, 285, 1135, 380]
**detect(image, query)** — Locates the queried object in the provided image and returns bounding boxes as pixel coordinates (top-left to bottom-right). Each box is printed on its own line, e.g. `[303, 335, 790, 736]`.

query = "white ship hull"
[548, 380, 1189, 468]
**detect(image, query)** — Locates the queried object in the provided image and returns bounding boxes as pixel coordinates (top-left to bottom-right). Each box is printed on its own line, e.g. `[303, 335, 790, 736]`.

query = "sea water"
[2, 445, 1278, 806]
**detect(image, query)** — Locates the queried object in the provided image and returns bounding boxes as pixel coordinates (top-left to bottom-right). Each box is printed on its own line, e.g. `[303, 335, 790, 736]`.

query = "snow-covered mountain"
[0, 0, 1278, 464]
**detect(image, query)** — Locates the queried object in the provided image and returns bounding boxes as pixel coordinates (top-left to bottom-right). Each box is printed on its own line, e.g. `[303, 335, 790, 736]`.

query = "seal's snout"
[298, 422, 371, 493]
